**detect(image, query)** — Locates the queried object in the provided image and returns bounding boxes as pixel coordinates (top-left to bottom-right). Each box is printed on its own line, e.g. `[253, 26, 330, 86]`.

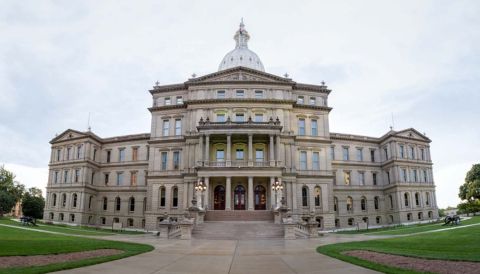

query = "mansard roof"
[150, 66, 330, 94]
[50, 129, 150, 145]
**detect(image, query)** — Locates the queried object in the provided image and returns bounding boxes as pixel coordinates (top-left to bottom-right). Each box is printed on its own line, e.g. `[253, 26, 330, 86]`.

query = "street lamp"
[272, 179, 283, 209]
[195, 180, 207, 209]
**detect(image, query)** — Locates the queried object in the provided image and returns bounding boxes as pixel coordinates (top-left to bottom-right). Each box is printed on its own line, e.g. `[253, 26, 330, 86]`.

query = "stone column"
[204, 177, 210, 210]
[226, 134, 231, 167]
[248, 176, 254, 210]
[199, 135, 204, 166]
[182, 182, 188, 209]
[276, 135, 281, 166]
[226, 177, 231, 210]
[205, 135, 210, 165]
[269, 135, 275, 166]
[292, 181, 298, 210]
[291, 143, 296, 171]
[270, 177, 275, 209]
[248, 134, 253, 166]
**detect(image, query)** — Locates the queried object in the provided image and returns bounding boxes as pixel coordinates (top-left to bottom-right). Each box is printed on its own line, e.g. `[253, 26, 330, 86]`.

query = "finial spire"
[234, 18, 249, 49]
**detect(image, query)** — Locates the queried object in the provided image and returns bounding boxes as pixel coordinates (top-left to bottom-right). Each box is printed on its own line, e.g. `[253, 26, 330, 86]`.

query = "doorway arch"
[254, 185, 267, 210]
[214, 185, 226, 210]
[234, 185, 246, 210]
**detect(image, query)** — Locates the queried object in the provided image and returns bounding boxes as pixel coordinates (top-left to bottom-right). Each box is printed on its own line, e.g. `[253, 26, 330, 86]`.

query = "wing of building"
[43, 22, 438, 230]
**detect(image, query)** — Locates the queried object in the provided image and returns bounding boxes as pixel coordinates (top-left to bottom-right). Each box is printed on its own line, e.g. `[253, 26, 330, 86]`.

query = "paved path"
[52, 233, 382, 274]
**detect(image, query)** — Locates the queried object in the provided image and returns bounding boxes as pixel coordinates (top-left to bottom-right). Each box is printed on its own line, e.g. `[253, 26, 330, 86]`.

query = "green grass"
[318, 216, 480, 274]
[0, 225, 153, 274]
[0, 218, 145, 236]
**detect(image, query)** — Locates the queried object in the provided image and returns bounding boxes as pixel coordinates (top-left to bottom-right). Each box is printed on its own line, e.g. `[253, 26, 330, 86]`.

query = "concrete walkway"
[53, 234, 382, 274]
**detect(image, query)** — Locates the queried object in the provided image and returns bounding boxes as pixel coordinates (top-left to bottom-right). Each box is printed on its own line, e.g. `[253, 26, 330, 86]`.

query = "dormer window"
[255, 90, 263, 98]
[297, 96, 304, 104]
[164, 97, 171, 105]
[217, 90, 225, 99]
[236, 90, 244, 98]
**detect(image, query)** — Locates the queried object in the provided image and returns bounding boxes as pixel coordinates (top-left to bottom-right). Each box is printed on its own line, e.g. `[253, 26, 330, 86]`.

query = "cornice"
[292, 103, 332, 112]
[149, 84, 186, 94]
[293, 83, 331, 94]
[185, 98, 296, 105]
[148, 104, 188, 112]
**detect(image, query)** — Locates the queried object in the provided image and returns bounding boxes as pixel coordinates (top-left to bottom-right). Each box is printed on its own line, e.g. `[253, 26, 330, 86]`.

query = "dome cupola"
[218, 20, 265, 72]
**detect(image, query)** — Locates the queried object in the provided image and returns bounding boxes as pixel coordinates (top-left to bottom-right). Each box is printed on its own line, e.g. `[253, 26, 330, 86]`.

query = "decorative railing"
[196, 161, 282, 168]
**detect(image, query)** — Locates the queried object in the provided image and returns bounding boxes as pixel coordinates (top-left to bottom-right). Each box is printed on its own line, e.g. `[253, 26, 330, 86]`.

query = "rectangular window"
[91, 172, 94, 185]
[311, 119, 318, 136]
[104, 173, 109, 185]
[372, 173, 377, 185]
[119, 148, 125, 162]
[163, 120, 170, 136]
[297, 96, 304, 104]
[370, 149, 375, 162]
[64, 170, 68, 183]
[217, 90, 225, 98]
[164, 97, 171, 105]
[54, 171, 59, 184]
[130, 171, 137, 186]
[77, 145, 82, 159]
[309, 97, 316, 105]
[312, 152, 320, 170]
[75, 169, 80, 183]
[255, 149, 264, 162]
[344, 171, 351, 185]
[402, 169, 407, 182]
[67, 147, 71, 160]
[413, 170, 418, 182]
[409, 146, 415, 159]
[56, 149, 61, 161]
[175, 119, 182, 136]
[132, 147, 138, 161]
[173, 151, 180, 169]
[255, 113, 263, 122]
[298, 119, 305, 135]
[161, 152, 167, 170]
[236, 90, 244, 98]
[343, 147, 349, 161]
[387, 171, 391, 184]
[106, 150, 111, 163]
[255, 90, 263, 98]
[356, 148, 363, 161]
[359, 172, 365, 185]
[93, 148, 97, 161]
[399, 145, 405, 158]
[236, 149, 244, 160]
[330, 146, 335, 160]
[420, 148, 425, 160]
[217, 113, 225, 122]
[423, 170, 428, 182]
[216, 150, 225, 161]
[384, 147, 388, 160]
[176, 96, 183, 104]
[235, 113, 244, 122]
[117, 172, 124, 186]
[300, 151, 307, 170]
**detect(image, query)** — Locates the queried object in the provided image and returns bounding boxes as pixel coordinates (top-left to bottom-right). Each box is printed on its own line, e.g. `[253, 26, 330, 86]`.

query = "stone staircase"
[192, 221, 284, 240]
[204, 210, 274, 222]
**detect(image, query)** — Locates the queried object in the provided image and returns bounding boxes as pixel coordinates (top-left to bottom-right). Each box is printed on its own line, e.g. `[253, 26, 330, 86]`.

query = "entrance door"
[214, 185, 225, 210]
[234, 185, 246, 210]
[254, 185, 267, 210]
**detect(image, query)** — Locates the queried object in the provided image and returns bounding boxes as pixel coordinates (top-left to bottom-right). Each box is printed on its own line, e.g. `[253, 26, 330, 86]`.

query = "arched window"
[333, 197, 338, 212]
[301, 186, 309, 207]
[335, 219, 340, 227]
[374, 196, 379, 210]
[59, 213, 64, 221]
[143, 197, 147, 212]
[314, 186, 321, 207]
[415, 192, 420, 206]
[404, 193, 409, 207]
[49, 212, 54, 220]
[346, 196, 353, 212]
[389, 195, 393, 209]
[407, 213, 412, 221]
[315, 217, 323, 228]
[428, 211, 433, 218]
[376, 216, 381, 224]
[348, 218, 354, 226]
[172, 187, 178, 208]
[425, 192, 430, 205]
[127, 218, 134, 227]
[159, 187, 166, 207]
[115, 197, 121, 211]
[72, 193, 78, 208]
[129, 197, 135, 212]
[52, 193, 57, 207]
[361, 196, 366, 211]
[62, 193, 67, 207]
[103, 197, 108, 210]
[418, 212, 423, 220]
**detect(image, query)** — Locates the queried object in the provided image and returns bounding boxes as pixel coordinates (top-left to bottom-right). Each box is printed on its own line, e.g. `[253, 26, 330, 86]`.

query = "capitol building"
[43, 22, 438, 232]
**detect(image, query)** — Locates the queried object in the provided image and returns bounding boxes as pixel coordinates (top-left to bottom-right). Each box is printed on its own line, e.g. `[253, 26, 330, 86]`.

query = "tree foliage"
[22, 188, 45, 219]
[458, 164, 480, 215]
[0, 191, 16, 216]
[0, 165, 25, 202]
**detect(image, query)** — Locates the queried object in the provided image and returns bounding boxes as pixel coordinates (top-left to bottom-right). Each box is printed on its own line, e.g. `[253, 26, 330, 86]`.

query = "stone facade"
[43, 23, 438, 231]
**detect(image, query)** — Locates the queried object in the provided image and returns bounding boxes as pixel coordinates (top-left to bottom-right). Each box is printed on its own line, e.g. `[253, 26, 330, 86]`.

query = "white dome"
[218, 21, 265, 72]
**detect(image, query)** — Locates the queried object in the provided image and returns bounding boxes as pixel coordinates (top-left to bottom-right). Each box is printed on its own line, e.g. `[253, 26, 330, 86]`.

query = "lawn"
[0, 225, 153, 274]
[318, 216, 480, 274]
[0, 218, 145, 236]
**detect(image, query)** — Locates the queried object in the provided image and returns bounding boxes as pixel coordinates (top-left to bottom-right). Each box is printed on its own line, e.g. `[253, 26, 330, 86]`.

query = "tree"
[0, 166, 25, 214]
[0, 191, 16, 217]
[457, 201, 480, 216]
[22, 188, 45, 219]
[459, 164, 480, 202]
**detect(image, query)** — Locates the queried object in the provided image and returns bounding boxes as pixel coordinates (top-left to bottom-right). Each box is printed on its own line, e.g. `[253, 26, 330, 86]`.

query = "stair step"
[204, 210, 274, 222]
[192, 221, 283, 240]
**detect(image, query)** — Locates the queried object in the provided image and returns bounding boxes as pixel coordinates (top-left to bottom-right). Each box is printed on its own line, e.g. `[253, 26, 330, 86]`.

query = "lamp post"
[272, 178, 283, 209]
[195, 180, 207, 209]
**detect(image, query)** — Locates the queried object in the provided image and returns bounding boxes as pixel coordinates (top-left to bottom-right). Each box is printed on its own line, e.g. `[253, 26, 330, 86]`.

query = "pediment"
[187, 67, 293, 84]
[50, 129, 89, 143]
[394, 128, 431, 142]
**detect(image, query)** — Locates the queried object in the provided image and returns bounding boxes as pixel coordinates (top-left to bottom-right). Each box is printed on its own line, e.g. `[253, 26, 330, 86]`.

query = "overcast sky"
[1, 1, 479, 208]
